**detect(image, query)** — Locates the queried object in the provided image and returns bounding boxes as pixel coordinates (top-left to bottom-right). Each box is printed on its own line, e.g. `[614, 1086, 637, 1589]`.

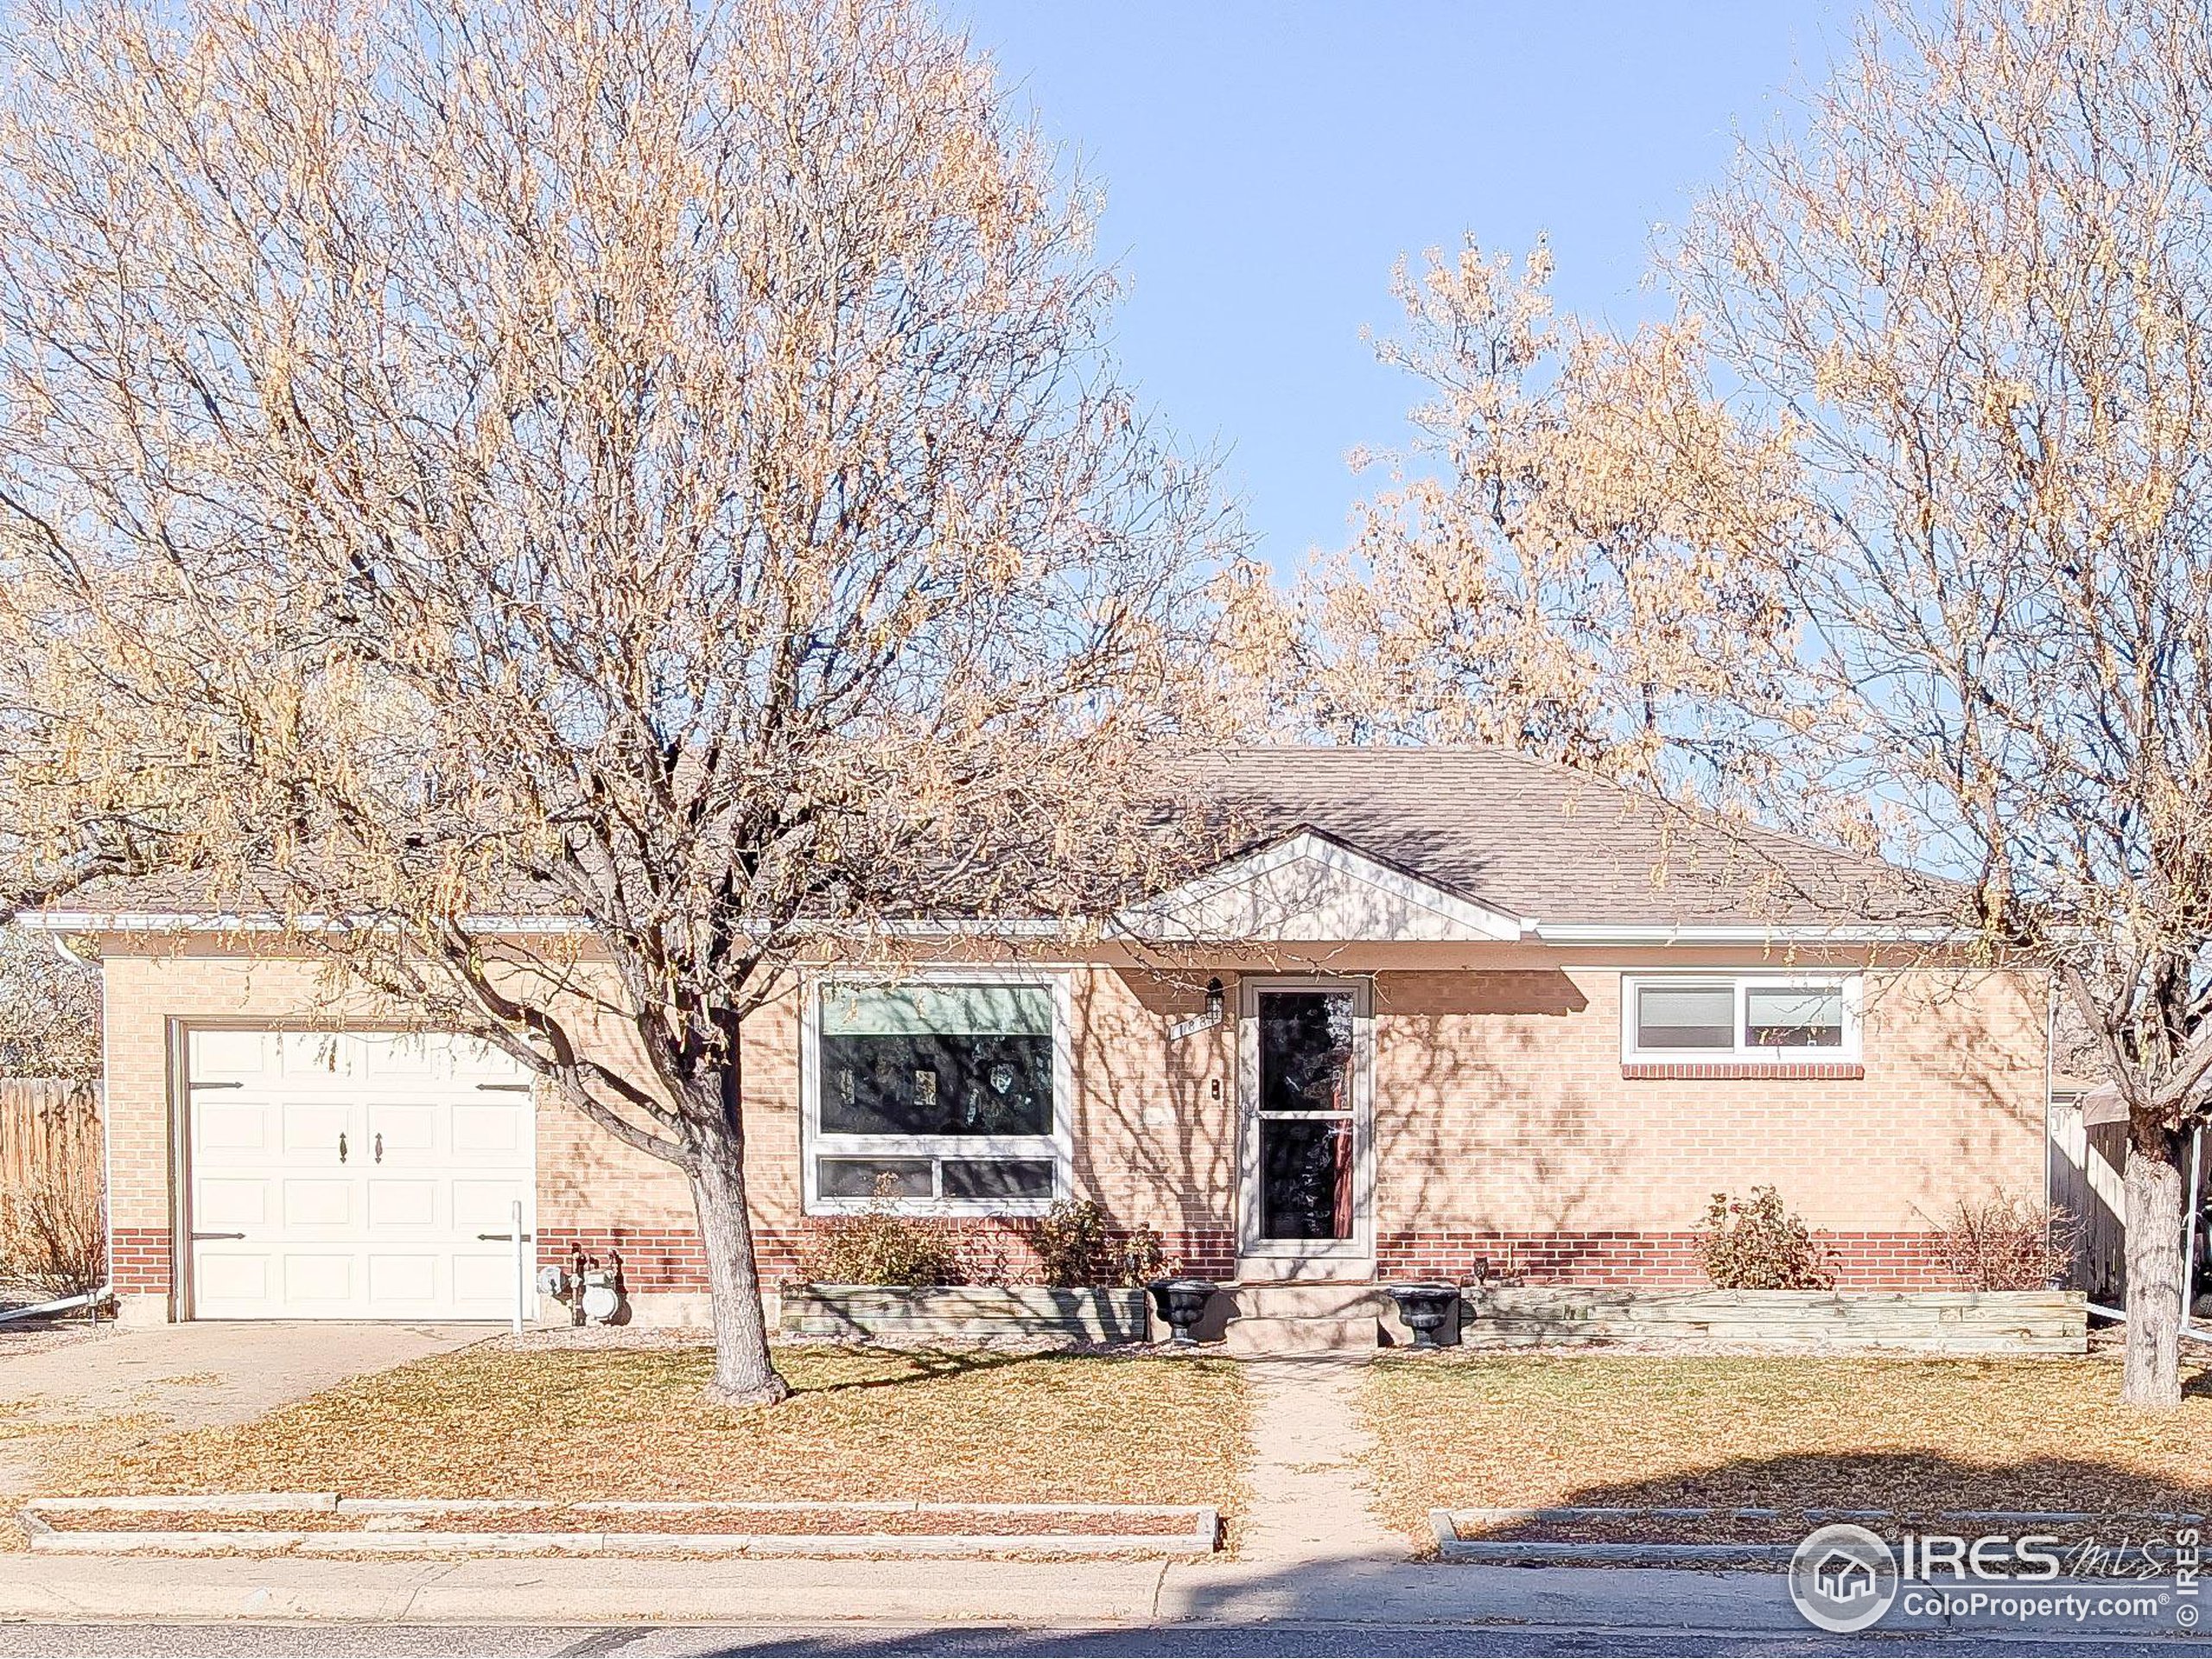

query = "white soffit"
[1116, 831, 1530, 944]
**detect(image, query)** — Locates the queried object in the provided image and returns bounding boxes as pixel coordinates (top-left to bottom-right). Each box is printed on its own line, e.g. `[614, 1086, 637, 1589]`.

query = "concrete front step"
[1222, 1313, 1377, 1357]
[1225, 1282, 1389, 1320]
[1232, 1256, 1377, 1284]
[1218, 1281, 1391, 1354]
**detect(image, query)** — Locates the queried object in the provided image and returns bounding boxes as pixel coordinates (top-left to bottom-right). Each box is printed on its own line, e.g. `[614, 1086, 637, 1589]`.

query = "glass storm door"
[1240, 980, 1371, 1262]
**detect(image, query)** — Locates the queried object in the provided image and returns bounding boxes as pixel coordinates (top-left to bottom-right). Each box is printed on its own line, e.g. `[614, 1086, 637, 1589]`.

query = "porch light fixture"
[1167, 977, 1228, 1043]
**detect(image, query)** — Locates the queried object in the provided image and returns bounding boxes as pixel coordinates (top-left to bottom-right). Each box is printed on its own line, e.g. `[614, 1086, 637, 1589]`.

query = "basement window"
[1622, 974, 1859, 1064]
[804, 976, 1069, 1215]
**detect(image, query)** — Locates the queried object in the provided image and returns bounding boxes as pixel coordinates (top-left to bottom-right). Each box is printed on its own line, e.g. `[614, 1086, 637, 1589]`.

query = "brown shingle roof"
[42, 745, 1955, 933]
[1191, 747, 1953, 930]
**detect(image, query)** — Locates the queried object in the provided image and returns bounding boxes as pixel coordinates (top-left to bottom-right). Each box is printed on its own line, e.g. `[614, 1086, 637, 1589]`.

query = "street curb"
[20, 1496, 1222, 1560]
[1427, 1504, 2211, 1566]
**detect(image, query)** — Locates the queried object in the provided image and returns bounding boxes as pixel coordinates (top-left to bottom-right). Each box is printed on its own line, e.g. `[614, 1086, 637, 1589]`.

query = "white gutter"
[20, 910, 1961, 948]
[14, 910, 1084, 939]
[15, 911, 597, 936]
[1531, 922, 1969, 945]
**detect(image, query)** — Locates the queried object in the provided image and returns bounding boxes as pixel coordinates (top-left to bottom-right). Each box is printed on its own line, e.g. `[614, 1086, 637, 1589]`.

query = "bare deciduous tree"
[0, 931, 99, 1082]
[1679, 0, 2212, 1408]
[1281, 0, 2212, 1409]
[1295, 238, 1803, 802]
[0, 0, 1236, 1403]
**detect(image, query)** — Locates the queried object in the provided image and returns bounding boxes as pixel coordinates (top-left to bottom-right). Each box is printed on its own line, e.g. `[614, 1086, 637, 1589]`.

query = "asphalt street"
[4, 1624, 2212, 1658]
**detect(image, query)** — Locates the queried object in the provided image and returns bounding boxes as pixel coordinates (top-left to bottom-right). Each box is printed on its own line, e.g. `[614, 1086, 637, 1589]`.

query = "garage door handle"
[338, 1132, 347, 1164]
[191, 1231, 245, 1241]
[475, 1232, 535, 1242]
[374, 1132, 383, 1165]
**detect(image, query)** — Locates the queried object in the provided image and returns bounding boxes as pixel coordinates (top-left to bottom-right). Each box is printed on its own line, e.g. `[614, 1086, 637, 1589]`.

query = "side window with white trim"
[1624, 975, 1859, 1062]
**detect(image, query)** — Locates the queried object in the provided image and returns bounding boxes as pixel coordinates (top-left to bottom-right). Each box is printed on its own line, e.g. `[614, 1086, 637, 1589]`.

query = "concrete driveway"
[0, 1321, 493, 1501]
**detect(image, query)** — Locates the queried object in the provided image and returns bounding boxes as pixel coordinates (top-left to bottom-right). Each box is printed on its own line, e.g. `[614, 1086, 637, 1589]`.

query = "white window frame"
[1236, 975, 1375, 1265]
[1619, 972, 1863, 1064]
[800, 966, 1074, 1217]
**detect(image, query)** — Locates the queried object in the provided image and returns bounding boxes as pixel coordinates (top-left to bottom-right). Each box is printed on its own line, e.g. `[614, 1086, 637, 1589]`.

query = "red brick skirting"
[540, 1223, 1238, 1293]
[554, 1223, 1947, 1293]
[1376, 1229, 1949, 1288]
[109, 1227, 172, 1294]
[1620, 1061, 1867, 1081]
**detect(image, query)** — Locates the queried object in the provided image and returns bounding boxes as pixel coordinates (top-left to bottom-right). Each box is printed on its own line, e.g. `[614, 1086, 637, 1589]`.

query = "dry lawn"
[52, 1340, 1249, 1516]
[1360, 1353, 2212, 1541]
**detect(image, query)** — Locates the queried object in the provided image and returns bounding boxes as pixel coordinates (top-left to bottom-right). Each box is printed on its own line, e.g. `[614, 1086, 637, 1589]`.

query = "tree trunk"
[683, 1077, 789, 1408]
[2121, 1120, 2188, 1410]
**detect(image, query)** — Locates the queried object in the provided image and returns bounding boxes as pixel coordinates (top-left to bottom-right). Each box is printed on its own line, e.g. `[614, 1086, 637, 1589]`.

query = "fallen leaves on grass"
[1360, 1354, 2212, 1541]
[0, 1398, 161, 1445]
[54, 1343, 1250, 1516]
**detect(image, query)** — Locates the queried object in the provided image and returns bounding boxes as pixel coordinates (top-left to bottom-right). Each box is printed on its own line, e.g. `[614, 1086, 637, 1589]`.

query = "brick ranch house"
[32, 747, 2050, 1328]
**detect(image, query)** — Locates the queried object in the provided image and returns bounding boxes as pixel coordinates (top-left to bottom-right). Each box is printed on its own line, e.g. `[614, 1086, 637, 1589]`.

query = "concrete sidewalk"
[0, 1553, 2191, 1642]
[0, 1553, 1805, 1629]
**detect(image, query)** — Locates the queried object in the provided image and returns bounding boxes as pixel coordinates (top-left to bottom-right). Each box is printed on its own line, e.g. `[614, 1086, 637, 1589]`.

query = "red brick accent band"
[1620, 1061, 1867, 1081]
[540, 1222, 1237, 1293]
[109, 1227, 173, 1295]
[1376, 1229, 1950, 1288]
[549, 1223, 1948, 1292]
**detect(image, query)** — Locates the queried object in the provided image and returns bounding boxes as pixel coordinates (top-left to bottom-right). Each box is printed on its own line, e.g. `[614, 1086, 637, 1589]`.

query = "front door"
[1238, 978, 1372, 1267]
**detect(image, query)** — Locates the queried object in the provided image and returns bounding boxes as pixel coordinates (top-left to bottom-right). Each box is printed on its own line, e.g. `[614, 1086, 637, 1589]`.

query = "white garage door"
[186, 1029, 535, 1320]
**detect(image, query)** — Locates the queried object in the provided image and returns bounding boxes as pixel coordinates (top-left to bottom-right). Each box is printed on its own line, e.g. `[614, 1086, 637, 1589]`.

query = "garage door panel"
[450, 1103, 525, 1154]
[372, 1103, 437, 1153]
[367, 1179, 438, 1230]
[280, 1178, 355, 1230]
[280, 1254, 355, 1304]
[448, 1038, 528, 1081]
[451, 1178, 523, 1231]
[451, 1254, 516, 1307]
[279, 1102, 352, 1158]
[194, 1103, 270, 1153]
[196, 1179, 268, 1229]
[188, 1029, 273, 1079]
[188, 1027, 534, 1321]
[359, 1033, 438, 1080]
[276, 1032, 355, 1078]
[367, 1255, 437, 1305]
[194, 1253, 270, 1306]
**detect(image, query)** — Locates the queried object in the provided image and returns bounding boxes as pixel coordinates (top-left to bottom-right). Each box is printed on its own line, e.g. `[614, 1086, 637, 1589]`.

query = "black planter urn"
[1385, 1281, 1461, 1349]
[1147, 1277, 1216, 1345]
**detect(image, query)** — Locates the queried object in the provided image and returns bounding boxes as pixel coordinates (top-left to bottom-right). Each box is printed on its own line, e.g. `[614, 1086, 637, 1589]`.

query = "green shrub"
[1695, 1186, 1835, 1290]
[1032, 1198, 1175, 1287]
[1936, 1192, 2081, 1291]
[799, 1178, 963, 1287]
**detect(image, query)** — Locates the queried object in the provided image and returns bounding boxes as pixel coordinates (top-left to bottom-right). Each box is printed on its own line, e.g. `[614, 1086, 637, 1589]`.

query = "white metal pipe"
[2088, 1300, 2212, 1345]
[2183, 1126, 2205, 1338]
[0, 1287, 108, 1325]
[512, 1198, 525, 1337]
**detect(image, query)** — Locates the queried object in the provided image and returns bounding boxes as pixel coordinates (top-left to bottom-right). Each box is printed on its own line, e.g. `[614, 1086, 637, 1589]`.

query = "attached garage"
[183, 1029, 535, 1320]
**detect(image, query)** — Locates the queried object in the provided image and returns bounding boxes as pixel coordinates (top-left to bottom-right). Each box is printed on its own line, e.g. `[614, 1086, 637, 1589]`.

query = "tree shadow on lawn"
[1429, 1447, 2212, 1554]
[780, 1344, 1176, 1399]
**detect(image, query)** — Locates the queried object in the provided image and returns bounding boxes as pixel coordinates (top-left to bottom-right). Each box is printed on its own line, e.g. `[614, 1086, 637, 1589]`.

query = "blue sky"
[948, 1, 1849, 574]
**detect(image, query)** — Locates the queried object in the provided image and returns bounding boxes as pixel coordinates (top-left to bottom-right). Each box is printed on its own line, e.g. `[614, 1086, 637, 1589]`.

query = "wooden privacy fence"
[0, 1078, 101, 1192]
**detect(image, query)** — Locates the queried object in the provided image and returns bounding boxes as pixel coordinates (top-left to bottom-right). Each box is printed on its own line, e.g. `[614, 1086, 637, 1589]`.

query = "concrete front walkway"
[1236, 1354, 1400, 1567]
[0, 1321, 495, 1498]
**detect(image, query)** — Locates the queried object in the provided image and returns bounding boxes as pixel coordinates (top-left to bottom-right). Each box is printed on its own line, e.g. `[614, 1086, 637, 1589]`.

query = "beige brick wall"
[97, 941, 2048, 1306]
[1370, 965, 2046, 1238]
